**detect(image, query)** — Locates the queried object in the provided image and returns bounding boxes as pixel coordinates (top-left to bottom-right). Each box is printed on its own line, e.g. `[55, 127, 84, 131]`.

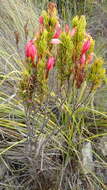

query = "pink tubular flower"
[70, 27, 77, 37]
[25, 40, 37, 62]
[47, 57, 55, 71]
[65, 24, 70, 33]
[81, 39, 91, 54]
[51, 38, 61, 44]
[55, 23, 61, 29]
[39, 16, 44, 24]
[80, 53, 86, 65]
[53, 27, 62, 39]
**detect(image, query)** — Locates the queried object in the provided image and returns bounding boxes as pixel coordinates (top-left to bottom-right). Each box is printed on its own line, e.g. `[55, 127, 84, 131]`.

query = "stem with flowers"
[19, 2, 107, 152]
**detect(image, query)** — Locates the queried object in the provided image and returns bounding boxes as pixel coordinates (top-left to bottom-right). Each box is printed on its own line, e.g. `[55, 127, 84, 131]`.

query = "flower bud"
[47, 57, 55, 70]
[25, 40, 37, 62]
[55, 23, 61, 29]
[39, 16, 44, 25]
[70, 27, 76, 37]
[81, 39, 91, 54]
[80, 53, 86, 65]
[53, 26, 62, 39]
[65, 24, 70, 33]
[48, 2, 57, 17]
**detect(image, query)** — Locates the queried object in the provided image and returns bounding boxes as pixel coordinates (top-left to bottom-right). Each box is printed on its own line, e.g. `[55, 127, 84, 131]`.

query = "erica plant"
[19, 2, 107, 142]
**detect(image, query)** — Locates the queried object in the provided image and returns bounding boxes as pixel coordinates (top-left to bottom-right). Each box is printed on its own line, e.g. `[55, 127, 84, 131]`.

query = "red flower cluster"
[25, 40, 37, 62]
[25, 40, 55, 72]
[24, 6, 94, 87]
[82, 39, 91, 54]
[80, 39, 93, 65]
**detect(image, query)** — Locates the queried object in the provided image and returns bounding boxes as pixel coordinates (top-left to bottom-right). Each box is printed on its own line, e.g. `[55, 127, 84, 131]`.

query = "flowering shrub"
[1, 1, 107, 189]
[20, 2, 106, 107]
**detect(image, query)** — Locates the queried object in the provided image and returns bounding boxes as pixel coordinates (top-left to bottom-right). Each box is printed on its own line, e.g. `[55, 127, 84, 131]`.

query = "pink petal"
[50, 39, 61, 44]
[65, 24, 70, 33]
[80, 53, 86, 65]
[47, 57, 55, 70]
[25, 40, 37, 61]
[39, 16, 44, 25]
[70, 27, 77, 37]
[55, 23, 61, 29]
[25, 40, 32, 57]
[31, 46, 37, 61]
[82, 39, 91, 54]
[53, 27, 62, 39]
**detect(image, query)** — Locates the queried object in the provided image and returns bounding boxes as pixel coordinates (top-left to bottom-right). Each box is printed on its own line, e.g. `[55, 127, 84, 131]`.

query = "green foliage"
[36, 29, 48, 56]
[71, 15, 87, 58]
[57, 32, 74, 81]
[88, 58, 107, 89]
[72, 15, 86, 42]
